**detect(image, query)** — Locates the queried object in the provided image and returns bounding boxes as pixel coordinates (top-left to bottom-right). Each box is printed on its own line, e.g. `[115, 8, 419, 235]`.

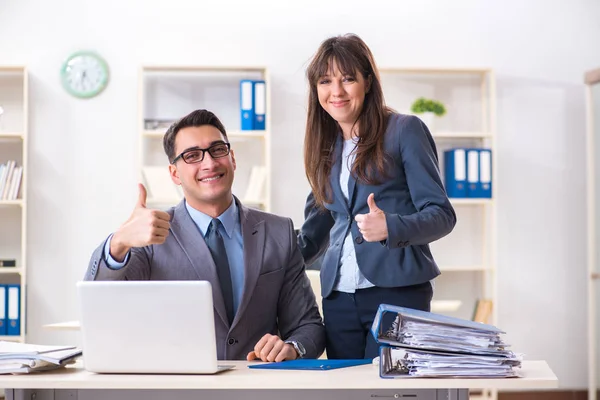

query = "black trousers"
[322, 282, 433, 359]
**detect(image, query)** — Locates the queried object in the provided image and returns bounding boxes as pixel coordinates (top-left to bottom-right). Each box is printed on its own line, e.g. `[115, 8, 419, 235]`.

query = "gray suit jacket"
[299, 113, 457, 298]
[84, 198, 325, 360]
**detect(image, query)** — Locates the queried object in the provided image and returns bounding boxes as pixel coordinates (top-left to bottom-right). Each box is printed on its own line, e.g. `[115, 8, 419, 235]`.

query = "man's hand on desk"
[246, 334, 298, 362]
[110, 184, 171, 261]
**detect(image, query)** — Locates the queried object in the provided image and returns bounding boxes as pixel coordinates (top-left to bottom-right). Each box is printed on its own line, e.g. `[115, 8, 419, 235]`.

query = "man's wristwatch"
[285, 340, 306, 358]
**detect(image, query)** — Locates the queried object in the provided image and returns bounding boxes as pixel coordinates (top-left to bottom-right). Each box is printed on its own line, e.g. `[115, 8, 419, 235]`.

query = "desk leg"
[441, 389, 469, 400]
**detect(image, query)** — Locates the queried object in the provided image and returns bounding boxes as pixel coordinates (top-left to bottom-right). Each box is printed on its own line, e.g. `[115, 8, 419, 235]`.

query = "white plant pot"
[417, 111, 435, 131]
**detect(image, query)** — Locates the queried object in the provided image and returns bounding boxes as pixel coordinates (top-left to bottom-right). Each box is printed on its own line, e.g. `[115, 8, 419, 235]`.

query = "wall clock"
[60, 51, 109, 99]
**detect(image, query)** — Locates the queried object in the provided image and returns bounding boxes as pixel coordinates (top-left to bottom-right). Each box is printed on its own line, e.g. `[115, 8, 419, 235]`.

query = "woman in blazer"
[297, 34, 457, 359]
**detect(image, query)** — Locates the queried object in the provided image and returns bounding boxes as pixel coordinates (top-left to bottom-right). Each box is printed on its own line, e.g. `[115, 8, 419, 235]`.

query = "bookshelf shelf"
[431, 300, 462, 313]
[432, 131, 493, 139]
[0, 200, 23, 207]
[439, 265, 491, 272]
[0, 335, 24, 341]
[379, 67, 491, 75]
[0, 132, 24, 140]
[141, 130, 168, 138]
[146, 198, 180, 206]
[0, 268, 23, 275]
[450, 198, 494, 206]
[227, 130, 267, 140]
[142, 65, 267, 73]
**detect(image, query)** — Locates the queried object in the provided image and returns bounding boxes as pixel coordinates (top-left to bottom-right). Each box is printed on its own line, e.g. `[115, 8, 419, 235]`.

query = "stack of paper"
[0, 341, 82, 374]
[371, 304, 522, 378]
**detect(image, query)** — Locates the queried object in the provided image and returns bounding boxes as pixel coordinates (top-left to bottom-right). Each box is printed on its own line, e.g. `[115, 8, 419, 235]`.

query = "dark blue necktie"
[205, 219, 234, 325]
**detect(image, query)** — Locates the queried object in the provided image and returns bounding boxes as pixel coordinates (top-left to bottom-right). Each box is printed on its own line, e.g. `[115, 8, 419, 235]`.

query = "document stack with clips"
[371, 304, 522, 379]
[0, 341, 82, 374]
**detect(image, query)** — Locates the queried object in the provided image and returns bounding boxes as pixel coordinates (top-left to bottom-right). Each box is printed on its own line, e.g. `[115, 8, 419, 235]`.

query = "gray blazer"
[298, 113, 457, 298]
[84, 198, 325, 360]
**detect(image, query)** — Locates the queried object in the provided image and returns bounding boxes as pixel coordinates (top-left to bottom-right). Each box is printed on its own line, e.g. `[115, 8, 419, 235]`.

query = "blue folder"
[6, 284, 20, 336]
[477, 148, 492, 198]
[248, 359, 372, 370]
[253, 80, 266, 130]
[443, 148, 467, 198]
[240, 80, 255, 130]
[0, 285, 6, 335]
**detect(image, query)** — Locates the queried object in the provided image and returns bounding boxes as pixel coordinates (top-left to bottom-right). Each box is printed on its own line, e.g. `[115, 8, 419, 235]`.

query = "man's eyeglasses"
[171, 142, 231, 164]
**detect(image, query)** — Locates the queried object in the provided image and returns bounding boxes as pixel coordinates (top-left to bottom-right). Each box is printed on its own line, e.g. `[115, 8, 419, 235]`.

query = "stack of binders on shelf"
[371, 304, 522, 378]
[0, 284, 21, 336]
[444, 148, 492, 198]
[239, 80, 266, 130]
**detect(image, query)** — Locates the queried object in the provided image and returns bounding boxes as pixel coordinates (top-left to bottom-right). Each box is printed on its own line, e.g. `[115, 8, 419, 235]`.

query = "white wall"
[1, 0, 599, 389]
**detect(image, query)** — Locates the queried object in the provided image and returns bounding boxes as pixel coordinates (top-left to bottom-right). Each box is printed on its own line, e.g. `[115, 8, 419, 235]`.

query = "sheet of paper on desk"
[0, 359, 78, 374]
[0, 341, 82, 374]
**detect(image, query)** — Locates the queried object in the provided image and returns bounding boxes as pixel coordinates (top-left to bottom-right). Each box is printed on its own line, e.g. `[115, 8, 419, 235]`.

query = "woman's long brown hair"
[304, 33, 392, 208]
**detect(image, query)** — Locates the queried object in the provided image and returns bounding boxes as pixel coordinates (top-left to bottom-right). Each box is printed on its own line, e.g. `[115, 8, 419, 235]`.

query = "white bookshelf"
[432, 132, 493, 139]
[380, 67, 497, 399]
[0, 66, 28, 343]
[439, 265, 492, 272]
[138, 66, 271, 211]
[451, 198, 494, 206]
[585, 67, 600, 400]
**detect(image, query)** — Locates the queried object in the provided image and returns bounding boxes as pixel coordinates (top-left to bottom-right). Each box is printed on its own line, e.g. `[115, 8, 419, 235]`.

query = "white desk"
[0, 360, 557, 400]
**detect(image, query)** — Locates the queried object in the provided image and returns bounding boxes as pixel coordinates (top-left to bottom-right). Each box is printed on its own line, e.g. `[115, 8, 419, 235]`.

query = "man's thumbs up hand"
[354, 193, 388, 242]
[136, 183, 147, 209]
[109, 183, 172, 262]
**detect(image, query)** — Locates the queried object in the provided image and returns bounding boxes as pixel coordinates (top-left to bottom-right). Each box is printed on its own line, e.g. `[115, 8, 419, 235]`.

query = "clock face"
[60, 51, 109, 98]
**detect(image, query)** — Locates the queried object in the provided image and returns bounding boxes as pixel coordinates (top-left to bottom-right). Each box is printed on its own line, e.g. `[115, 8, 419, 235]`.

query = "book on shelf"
[0, 165, 6, 197]
[472, 299, 493, 324]
[0, 260, 16, 267]
[0, 161, 23, 200]
[0, 161, 13, 199]
[6, 166, 22, 200]
[242, 166, 267, 205]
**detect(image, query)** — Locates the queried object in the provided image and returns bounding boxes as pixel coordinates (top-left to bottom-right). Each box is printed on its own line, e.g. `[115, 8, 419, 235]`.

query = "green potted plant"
[410, 97, 446, 130]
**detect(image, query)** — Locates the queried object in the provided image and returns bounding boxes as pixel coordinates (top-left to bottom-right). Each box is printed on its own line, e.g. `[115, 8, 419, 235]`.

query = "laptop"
[76, 280, 234, 374]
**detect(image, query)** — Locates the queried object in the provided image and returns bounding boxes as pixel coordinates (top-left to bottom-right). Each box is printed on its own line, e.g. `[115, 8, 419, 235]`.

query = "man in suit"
[84, 109, 325, 361]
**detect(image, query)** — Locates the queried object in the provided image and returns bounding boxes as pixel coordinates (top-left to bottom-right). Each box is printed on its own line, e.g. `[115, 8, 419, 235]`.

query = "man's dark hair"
[163, 109, 228, 163]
